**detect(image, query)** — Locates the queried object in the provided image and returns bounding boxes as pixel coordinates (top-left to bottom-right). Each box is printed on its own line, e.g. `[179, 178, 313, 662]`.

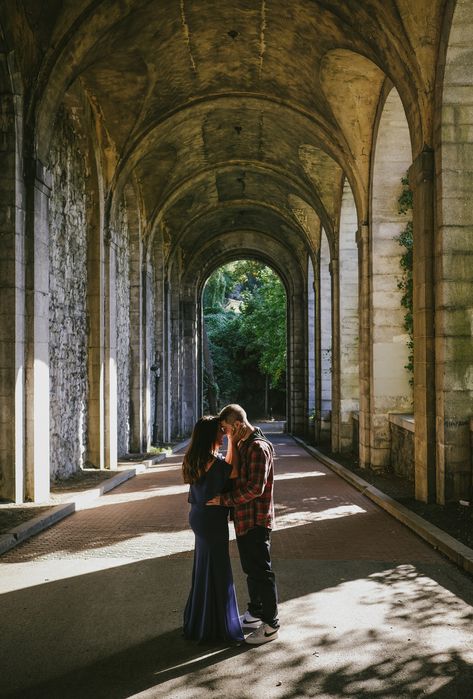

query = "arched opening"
[369, 85, 413, 469]
[201, 259, 287, 421]
[338, 179, 359, 452]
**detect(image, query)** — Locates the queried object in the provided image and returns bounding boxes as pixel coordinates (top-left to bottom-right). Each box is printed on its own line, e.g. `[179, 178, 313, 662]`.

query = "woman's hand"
[206, 495, 222, 506]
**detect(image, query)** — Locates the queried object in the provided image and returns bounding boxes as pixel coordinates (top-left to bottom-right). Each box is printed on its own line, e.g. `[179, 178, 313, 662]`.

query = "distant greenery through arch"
[202, 260, 287, 419]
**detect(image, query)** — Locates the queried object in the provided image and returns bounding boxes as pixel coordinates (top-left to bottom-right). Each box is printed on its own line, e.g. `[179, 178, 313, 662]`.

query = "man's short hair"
[219, 404, 247, 424]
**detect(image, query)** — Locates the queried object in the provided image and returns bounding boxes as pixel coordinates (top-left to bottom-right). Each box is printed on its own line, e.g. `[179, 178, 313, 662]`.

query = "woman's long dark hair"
[182, 416, 220, 484]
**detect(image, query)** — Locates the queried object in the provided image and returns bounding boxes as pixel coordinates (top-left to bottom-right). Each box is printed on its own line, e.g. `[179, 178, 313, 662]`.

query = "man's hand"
[206, 495, 222, 506]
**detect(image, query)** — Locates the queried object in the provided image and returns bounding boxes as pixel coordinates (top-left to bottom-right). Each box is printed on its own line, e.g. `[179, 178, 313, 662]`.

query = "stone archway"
[369, 85, 413, 469]
[177, 230, 308, 438]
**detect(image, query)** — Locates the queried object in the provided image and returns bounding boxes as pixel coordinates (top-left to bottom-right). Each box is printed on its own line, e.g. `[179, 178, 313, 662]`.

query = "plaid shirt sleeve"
[221, 442, 270, 506]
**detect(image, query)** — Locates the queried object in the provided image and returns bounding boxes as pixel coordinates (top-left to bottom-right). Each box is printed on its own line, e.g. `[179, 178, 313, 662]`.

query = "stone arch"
[367, 84, 413, 469]
[337, 178, 359, 451]
[435, 0, 473, 501]
[177, 230, 307, 436]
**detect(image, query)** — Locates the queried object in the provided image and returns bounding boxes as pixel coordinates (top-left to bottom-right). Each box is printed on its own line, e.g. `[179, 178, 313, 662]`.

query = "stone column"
[181, 290, 198, 436]
[313, 259, 322, 444]
[320, 235, 332, 443]
[104, 235, 118, 469]
[25, 159, 51, 501]
[289, 291, 307, 435]
[357, 223, 371, 468]
[129, 234, 143, 452]
[330, 258, 341, 452]
[409, 148, 436, 502]
[0, 89, 24, 502]
[307, 262, 316, 438]
[339, 188, 359, 451]
[87, 210, 104, 469]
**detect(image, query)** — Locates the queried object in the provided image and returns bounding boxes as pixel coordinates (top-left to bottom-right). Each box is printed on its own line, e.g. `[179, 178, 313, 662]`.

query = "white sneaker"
[239, 611, 263, 629]
[245, 623, 279, 645]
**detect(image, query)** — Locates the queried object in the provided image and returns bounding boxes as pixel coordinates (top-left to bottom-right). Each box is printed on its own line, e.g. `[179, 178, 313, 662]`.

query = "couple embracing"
[182, 404, 279, 645]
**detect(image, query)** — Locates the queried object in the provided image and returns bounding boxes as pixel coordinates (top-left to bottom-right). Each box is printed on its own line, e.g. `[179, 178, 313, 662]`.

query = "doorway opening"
[202, 260, 287, 421]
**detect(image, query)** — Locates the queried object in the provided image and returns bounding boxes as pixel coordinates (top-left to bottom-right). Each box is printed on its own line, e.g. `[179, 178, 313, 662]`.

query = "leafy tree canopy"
[202, 260, 287, 414]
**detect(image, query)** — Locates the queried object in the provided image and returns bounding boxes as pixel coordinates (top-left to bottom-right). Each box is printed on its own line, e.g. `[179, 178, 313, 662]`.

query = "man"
[207, 403, 279, 644]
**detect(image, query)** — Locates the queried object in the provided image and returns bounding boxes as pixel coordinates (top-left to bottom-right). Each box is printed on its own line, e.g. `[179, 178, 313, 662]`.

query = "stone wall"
[48, 106, 88, 479]
[115, 199, 131, 456]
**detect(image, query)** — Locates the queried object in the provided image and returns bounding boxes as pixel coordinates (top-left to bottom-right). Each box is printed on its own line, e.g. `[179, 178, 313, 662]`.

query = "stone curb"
[293, 436, 473, 577]
[72, 468, 137, 509]
[0, 503, 75, 556]
[0, 441, 191, 557]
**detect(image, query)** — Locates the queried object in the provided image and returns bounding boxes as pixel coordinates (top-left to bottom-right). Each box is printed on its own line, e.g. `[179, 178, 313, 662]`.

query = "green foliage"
[203, 260, 287, 413]
[239, 267, 287, 388]
[396, 175, 414, 384]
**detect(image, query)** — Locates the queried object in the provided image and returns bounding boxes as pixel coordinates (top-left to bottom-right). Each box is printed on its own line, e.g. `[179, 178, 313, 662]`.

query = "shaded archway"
[369, 84, 413, 469]
[176, 230, 308, 438]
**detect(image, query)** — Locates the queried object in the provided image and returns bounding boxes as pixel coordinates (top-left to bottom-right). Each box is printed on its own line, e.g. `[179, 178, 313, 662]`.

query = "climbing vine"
[396, 175, 414, 385]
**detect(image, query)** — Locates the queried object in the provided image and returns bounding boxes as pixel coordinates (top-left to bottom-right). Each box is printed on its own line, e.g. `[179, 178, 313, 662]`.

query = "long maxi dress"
[183, 454, 244, 643]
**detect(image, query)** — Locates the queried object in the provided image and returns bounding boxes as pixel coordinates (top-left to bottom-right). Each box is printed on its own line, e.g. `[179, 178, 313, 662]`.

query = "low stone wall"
[389, 414, 414, 481]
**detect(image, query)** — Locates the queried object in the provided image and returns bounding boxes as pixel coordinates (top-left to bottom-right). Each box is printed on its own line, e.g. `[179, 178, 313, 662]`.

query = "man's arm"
[220, 442, 271, 506]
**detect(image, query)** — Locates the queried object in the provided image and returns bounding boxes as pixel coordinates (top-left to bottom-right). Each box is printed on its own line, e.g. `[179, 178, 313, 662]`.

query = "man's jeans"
[236, 525, 279, 628]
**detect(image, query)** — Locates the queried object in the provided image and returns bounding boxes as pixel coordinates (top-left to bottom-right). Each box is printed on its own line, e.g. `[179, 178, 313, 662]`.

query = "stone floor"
[1, 432, 473, 698]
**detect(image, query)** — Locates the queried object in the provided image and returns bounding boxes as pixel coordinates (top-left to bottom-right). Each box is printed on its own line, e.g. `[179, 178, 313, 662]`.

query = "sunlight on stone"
[275, 503, 366, 529]
[275, 470, 326, 480]
[80, 484, 189, 509]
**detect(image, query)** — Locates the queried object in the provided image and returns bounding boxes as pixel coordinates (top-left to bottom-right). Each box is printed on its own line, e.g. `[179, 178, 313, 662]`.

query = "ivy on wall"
[396, 175, 414, 385]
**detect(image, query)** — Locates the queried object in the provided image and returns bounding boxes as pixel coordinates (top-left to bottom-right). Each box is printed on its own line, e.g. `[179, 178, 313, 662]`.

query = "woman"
[182, 416, 244, 643]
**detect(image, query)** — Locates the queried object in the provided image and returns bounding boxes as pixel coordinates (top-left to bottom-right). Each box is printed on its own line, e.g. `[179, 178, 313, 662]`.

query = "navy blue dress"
[183, 455, 243, 643]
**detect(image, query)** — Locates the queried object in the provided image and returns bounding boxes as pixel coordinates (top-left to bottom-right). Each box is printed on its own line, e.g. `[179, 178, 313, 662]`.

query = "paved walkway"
[1, 433, 473, 698]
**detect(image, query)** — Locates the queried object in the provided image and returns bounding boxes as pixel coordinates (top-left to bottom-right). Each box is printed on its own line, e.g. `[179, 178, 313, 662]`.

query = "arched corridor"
[1, 1, 473, 692]
[1, 1, 473, 506]
[1, 428, 472, 696]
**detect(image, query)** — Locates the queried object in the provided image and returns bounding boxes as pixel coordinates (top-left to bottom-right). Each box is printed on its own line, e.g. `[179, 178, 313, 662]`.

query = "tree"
[202, 260, 287, 415]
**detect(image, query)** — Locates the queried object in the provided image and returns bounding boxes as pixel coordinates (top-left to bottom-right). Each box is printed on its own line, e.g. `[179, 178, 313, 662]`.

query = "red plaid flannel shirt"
[221, 432, 275, 537]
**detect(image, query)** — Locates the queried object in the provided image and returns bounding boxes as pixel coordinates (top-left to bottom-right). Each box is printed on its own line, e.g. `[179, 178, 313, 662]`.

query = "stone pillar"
[409, 149, 436, 502]
[0, 89, 24, 502]
[330, 257, 341, 452]
[291, 290, 307, 435]
[181, 292, 198, 436]
[25, 159, 51, 501]
[320, 234, 332, 443]
[313, 260, 322, 444]
[142, 261, 154, 451]
[129, 235, 143, 452]
[357, 223, 371, 468]
[104, 236, 118, 469]
[307, 261, 316, 438]
[87, 210, 104, 469]
[339, 184, 359, 451]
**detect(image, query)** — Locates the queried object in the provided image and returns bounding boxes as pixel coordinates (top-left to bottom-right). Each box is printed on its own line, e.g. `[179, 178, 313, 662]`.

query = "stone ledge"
[293, 436, 473, 578]
[0, 503, 75, 556]
[389, 413, 415, 432]
[72, 468, 137, 510]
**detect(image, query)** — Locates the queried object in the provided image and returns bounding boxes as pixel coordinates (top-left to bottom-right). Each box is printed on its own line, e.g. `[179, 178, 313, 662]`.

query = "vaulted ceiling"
[1, 0, 447, 262]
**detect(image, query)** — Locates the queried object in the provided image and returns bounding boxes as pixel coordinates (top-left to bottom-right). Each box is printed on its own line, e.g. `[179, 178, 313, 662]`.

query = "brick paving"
[2, 434, 473, 698]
